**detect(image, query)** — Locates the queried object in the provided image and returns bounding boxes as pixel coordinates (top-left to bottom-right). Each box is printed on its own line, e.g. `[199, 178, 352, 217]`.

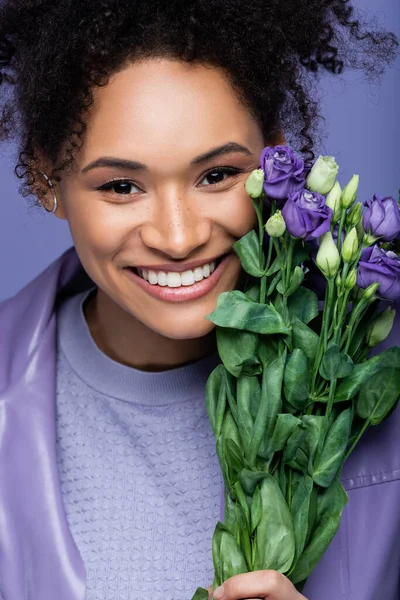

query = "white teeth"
[202, 263, 210, 278]
[136, 259, 218, 288]
[157, 272, 168, 286]
[181, 270, 195, 286]
[167, 272, 182, 288]
[148, 270, 158, 285]
[193, 267, 204, 282]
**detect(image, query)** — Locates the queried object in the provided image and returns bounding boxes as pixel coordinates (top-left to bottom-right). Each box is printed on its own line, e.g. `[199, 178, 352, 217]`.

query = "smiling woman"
[0, 1, 398, 600]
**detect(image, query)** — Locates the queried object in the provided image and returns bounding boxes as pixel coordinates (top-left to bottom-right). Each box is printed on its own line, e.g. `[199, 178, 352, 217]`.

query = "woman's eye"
[199, 167, 241, 186]
[96, 180, 141, 195]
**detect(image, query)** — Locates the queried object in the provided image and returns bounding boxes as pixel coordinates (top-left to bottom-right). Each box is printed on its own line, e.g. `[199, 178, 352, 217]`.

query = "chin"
[149, 313, 216, 341]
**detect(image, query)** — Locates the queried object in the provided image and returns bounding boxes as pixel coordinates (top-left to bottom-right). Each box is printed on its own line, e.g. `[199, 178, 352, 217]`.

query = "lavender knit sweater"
[55, 287, 223, 599]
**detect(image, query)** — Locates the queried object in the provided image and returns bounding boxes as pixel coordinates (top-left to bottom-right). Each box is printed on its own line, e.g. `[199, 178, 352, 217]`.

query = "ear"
[34, 167, 68, 220]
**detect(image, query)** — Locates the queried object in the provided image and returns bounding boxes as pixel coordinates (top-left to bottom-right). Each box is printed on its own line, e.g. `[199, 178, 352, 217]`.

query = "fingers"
[208, 584, 214, 600]
[211, 570, 308, 600]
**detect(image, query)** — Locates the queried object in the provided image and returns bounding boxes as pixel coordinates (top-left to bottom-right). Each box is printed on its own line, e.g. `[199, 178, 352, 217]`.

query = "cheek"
[65, 198, 136, 257]
[216, 187, 257, 237]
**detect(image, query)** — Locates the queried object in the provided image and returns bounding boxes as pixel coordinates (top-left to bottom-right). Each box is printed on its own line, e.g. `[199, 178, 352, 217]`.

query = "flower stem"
[253, 196, 268, 304]
[344, 417, 371, 461]
[336, 208, 347, 250]
[311, 278, 335, 394]
[285, 237, 296, 289]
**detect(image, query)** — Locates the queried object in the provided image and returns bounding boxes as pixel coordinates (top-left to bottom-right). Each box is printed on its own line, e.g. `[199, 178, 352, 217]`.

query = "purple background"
[0, 0, 399, 301]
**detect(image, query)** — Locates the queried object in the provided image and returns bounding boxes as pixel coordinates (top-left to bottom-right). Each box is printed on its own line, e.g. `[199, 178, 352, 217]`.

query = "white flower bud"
[344, 268, 357, 290]
[341, 227, 359, 263]
[306, 155, 339, 195]
[366, 307, 396, 347]
[362, 281, 380, 300]
[265, 210, 286, 238]
[341, 174, 359, 209]
[325, 181, 342, 222]
[346, 201, 362, 227]
[316, 231, 341, 278]
[245, 169, 264, 198]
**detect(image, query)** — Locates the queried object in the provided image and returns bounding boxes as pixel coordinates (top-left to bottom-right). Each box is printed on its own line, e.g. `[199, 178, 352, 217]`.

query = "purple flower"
[260, 145, 306, 202]
[282, 189, 333, 241]
[357, 245, 400, 301]
[362, 194, 400, 242]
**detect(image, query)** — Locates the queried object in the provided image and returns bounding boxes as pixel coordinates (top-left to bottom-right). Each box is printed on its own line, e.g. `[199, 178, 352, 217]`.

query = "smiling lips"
[137, 260, 217, 288]
[123, 253, 234, 302]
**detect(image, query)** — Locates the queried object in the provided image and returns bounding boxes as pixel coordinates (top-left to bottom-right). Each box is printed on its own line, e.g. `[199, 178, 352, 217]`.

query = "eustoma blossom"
[260, 145, 306, 201]
[281, 189, 333, 240]
[362, 194, 400, 242]
[357, 245, 400, 300]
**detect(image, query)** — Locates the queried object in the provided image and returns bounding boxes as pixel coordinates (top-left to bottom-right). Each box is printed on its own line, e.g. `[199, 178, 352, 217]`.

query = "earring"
[38, 171, 58, 214]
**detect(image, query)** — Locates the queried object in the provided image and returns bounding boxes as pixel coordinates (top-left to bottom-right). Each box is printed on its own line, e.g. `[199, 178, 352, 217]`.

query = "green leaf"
[357, 367, 400, 425]
[236, 376, 256, 458]
[302, 415, 325, 475]
[284, 349, 310, 409]
[254, 474, 296, 573]
[251, 486, 262, 533]
[224, 439, 244, 474]
[290, 478, 348, 584]
[216, 328, 261, 378]
[266, 414, 302, 454]
[245, 282, 261, 302]
[291, 315, 319, 361]
[257, 337, 279, 368]
[239, 468, 269, 496]
[214, 372, 226, 439]
[266, 253, 286, 276]
[216, 436, 231, 489]
[218, 523, 249, 581]
[290, 475, 314, 566]
[287, 287, 319, 324]
[191, 587, 209, 600]
[233, 230, 264, 277]
[319, 343, 354, 380]
[282, 424, 308, 468]
[335, 347, 400, 401]
[206, 364, 225, 436]
[249, 351, 286, 465]
[224, 492, 239, 539]
[312, 408, 352, 487]
[225, 370, 239, 426]
[206, 291, 290, 335]
[212, 521, 225, 588]
[267, 271, 283, 296]
[277, 266, 304, 297]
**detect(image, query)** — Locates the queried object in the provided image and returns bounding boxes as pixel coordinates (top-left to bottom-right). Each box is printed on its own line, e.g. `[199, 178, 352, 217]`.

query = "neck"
[83, 288, 217, 372]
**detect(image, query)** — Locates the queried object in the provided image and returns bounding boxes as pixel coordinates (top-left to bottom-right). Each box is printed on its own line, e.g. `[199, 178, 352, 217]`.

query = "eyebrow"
[80, 142, 253, 174]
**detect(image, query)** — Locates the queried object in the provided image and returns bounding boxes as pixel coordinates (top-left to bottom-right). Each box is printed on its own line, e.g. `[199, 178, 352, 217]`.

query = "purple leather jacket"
[0, 246, 399, 600]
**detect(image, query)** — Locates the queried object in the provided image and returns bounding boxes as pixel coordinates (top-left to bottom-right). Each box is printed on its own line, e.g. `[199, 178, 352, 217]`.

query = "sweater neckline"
[56, 287, 221, 406]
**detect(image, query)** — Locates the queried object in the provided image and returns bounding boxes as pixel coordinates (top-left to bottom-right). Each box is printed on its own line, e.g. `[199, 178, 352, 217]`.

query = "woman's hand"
[207, 571, 308, 600]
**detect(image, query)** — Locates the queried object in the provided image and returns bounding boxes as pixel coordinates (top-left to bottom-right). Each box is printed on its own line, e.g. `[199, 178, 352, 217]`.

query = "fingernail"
[213, 585, 225, 599]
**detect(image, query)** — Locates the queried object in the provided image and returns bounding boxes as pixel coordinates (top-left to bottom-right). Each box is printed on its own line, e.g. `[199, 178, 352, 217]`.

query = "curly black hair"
[0, 0, 398, 204]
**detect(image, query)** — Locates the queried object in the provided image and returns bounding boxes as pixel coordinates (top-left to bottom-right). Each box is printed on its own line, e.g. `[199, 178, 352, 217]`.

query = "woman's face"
[54, 58, 280, 340]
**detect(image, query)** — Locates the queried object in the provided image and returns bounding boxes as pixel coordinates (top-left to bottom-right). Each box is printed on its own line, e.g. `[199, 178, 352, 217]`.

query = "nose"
[140, 190, 212, 259]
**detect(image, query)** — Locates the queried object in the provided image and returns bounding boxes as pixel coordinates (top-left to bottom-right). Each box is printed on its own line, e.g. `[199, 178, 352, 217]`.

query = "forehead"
[82, 58, 261, 165]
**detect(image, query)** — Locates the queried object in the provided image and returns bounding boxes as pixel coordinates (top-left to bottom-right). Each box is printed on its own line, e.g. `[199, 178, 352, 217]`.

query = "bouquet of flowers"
[192, 145, 400, 599]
